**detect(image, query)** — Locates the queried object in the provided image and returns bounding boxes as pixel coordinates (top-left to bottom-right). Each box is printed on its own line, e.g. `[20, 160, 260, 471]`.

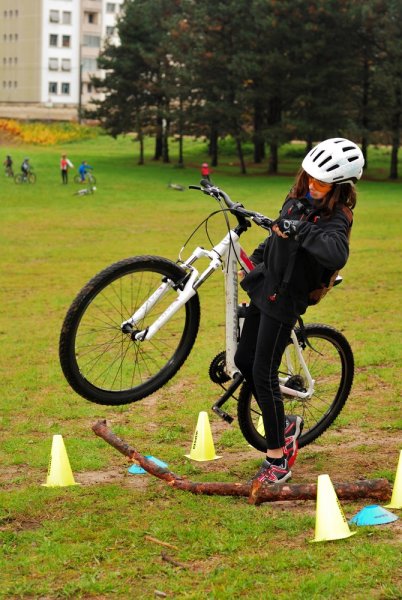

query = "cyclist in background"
[21, 158, 31, 178]
[78, 160, 93, 183]
[4, 154, 13, 176]
[235, 138, 364, 496]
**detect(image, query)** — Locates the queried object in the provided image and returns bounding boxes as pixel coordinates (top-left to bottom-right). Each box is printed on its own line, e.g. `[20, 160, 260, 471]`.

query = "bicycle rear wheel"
[59, 256, 201, 405]
[237, 324, 354, 450]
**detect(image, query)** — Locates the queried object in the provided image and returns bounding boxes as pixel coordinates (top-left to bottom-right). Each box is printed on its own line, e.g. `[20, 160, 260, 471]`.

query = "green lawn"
[0, 135, 401, 599]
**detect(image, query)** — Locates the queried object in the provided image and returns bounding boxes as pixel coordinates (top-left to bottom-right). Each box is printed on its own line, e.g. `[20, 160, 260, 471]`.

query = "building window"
[14, 81, 17, 88]
[49, 58, 58, 71]
[62, 35, 71, 48]
[14, 34, 18, 41]
[106, 26, 115, 36]
[87, 83, 93, 93]
[86, 12, 98, 24]
[61, 59, 71, 71]
[82, 57, 98, 71]
[14, 57, 17, 64]
[50, 10, 59, 23]
[83, 35, 101, 48]
[106, 3, 116, 13]
[49, 34, 58, 47]
[15, 10, 19, 17]
[49, 82, 58, 94]
[62, 11, 71, 25]
[8, 57, 12, 64]
[61, 82, 70, 95]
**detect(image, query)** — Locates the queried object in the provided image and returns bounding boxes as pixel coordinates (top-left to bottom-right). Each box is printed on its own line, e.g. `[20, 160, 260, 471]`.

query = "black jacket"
[241, 196, 352, 324]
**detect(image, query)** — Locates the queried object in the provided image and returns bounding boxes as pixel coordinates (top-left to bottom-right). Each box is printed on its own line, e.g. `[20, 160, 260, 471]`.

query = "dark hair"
[289, 168, 357, 217]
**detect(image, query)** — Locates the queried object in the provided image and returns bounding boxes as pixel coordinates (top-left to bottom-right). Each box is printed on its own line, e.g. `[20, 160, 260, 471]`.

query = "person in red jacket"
[201, 162, 211, 181]
[60, 154, 74, 184]
[235, 138, 364, 496]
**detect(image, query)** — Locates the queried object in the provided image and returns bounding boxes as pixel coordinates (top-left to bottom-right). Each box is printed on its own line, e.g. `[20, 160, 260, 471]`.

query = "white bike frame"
[121, 227, 315, 401]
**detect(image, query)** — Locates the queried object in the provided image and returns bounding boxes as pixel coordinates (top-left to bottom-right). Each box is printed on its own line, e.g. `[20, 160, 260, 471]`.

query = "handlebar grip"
[200, 178, 213, 188]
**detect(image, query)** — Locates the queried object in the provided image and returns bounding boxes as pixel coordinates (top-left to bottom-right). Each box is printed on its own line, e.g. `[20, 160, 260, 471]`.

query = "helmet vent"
[326, 164, 340, 172]
[318, 156, 331, 167]
[312, 149, 324, 162]
[348, 156, 359, 162]
[342, 146, 355, 152]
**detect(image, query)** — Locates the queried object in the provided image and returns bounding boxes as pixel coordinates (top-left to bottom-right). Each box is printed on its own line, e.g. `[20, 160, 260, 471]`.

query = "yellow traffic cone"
[42, 434, 80, 487]
[185, 411, 221, 461]
[256, 416, 265, 436]
[311, 474, 356, 542]
[385, 450, 402, 509]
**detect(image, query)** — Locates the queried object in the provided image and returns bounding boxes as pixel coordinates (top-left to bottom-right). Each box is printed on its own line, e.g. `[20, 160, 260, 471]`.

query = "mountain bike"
[74, 172, 96, 185]
[14, 170, 36, 184]
[59, 180, 354, 450]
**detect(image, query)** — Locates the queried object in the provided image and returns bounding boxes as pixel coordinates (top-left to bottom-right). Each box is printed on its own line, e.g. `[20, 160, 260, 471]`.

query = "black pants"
[235, 304, 295, 450]
[61, 169, 68, 184]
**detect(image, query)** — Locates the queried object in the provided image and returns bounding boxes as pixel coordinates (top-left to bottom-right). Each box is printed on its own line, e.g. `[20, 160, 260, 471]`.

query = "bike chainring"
[209, 351, 231, 384]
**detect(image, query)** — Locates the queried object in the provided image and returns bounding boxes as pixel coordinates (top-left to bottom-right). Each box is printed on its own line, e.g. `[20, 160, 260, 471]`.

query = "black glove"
[277, 219, 300, 238]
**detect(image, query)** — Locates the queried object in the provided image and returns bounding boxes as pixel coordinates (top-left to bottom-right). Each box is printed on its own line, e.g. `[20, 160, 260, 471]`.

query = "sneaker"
[283, 415, 304, 467]
[251, 457, 292, 486]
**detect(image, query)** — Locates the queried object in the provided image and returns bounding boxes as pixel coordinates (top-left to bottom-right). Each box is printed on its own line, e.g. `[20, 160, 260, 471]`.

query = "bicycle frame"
[121, 224, 315, 408]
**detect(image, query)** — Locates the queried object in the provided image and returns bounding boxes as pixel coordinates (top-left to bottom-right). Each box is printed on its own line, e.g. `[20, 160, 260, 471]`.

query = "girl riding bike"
[236, 138, 365, 496]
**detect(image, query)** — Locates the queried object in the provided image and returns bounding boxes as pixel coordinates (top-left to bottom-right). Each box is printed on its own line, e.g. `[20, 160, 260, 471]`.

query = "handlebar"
[189, 180, 274, 231]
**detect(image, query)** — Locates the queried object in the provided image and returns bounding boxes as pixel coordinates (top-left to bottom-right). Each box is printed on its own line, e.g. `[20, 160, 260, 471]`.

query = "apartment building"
[0, 0, 123, 116]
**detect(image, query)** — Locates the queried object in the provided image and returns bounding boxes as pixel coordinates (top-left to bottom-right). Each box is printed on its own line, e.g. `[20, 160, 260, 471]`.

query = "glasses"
[308, 176, 333, 193]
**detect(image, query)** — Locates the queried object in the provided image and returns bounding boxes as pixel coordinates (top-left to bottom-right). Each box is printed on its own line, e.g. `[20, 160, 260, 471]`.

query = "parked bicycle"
[59, 180, 354, 450]
[14, 170, 36, 184]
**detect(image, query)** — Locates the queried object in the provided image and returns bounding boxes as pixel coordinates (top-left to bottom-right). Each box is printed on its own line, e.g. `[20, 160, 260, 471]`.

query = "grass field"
[1, 135, 401, 599]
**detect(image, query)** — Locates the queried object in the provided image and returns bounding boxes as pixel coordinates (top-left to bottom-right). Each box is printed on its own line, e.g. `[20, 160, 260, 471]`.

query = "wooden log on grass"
[92, 420, 391, 505]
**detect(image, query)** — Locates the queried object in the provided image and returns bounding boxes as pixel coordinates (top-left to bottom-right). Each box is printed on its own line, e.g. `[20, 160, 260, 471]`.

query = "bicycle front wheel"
[14, 174, 23, 184]
[237, 324, 354, 451]
[59, 256, 201, 405]
[28, 173, 36, 184]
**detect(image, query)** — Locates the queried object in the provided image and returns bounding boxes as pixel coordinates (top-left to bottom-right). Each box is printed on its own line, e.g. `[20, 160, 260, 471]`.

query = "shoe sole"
[285, 416, 304, 468]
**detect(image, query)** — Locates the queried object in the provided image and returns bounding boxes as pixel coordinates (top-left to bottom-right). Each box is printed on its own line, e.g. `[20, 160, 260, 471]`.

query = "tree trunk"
[92, 420, 391, 506]
[361, 53, 370, 169]
[162, 118, 170, 164]
[268, 142, 278, 174]
[154, 116, 163, 160]
[177, 97, 184, 167]
[253, 100, 265, 163]
[389, 85, 401, 179]
[209, 125, 219, 167]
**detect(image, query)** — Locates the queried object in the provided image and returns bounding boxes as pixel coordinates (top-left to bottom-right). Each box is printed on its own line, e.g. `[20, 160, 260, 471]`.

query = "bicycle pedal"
[212, 406, 234, 424]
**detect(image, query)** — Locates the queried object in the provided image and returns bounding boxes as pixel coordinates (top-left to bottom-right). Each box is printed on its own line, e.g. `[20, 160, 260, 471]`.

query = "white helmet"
[302, 138, 364, 184]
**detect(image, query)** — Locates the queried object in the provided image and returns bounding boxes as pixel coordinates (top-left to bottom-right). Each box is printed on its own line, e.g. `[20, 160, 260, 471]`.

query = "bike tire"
[237, 324, 354, 451]
[28, 173, 36, 184]
[59, 256, 201, 405]
[14, 174, 23, 184]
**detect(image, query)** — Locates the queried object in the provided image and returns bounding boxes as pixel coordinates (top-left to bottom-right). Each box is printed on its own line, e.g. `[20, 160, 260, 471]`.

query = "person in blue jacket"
[235, 138, 364, 497]
[78, 160, 93, 182]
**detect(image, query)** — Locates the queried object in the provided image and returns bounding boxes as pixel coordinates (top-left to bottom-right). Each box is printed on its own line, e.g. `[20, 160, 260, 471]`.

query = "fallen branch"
[92, 420, 391, 504]
[145, 535, 179, 550]
[161, 551, 189, 569]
